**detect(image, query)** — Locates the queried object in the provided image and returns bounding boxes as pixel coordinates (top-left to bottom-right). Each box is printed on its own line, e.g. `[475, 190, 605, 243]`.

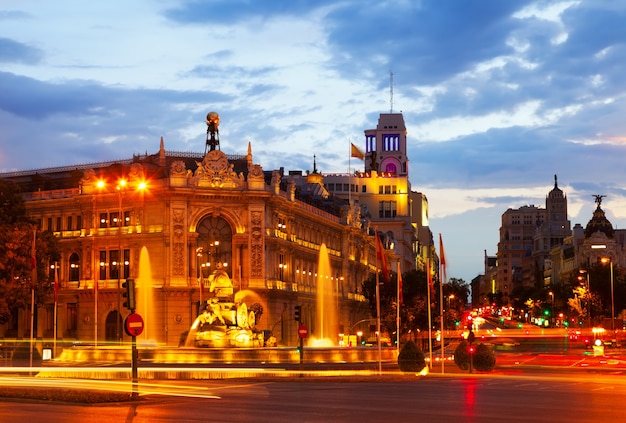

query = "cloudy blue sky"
[2, 1, 626, 285]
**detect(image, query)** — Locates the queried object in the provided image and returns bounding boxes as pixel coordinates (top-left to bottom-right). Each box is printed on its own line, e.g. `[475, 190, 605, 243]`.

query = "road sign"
[298, 324, 309, 339]
[125, 312, 144, 337]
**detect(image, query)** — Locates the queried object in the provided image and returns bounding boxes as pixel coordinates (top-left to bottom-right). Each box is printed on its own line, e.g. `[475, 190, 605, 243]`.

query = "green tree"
[0, 180, 60, 324]
[362, 268, 455, 344]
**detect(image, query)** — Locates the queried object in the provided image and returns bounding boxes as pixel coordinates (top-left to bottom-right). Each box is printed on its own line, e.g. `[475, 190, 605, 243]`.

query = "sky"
[2, 0, 626, 285]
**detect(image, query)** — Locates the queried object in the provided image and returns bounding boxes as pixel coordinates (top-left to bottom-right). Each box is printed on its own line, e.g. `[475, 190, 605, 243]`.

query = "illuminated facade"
[1, 112, 435, 349]
[2, 130, 384, 348]
[324, 113, 433, 275]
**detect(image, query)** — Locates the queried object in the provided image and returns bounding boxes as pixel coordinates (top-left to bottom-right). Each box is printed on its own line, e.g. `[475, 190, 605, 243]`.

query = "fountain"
[135, 246, 155, 343]
[309, 243, 338, 347]
[184, 268, 264, 347]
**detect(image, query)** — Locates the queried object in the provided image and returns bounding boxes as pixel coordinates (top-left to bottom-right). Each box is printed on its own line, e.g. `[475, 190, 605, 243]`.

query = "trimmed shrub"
[454, 339, 470, 370]
[473, 343, 496, 371]
[11, 343, 42, 366]
[397, 340, 426, 372]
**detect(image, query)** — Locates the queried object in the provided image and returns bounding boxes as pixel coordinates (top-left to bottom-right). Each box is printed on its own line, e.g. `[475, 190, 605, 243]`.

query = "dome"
[584, 202, 614, 239]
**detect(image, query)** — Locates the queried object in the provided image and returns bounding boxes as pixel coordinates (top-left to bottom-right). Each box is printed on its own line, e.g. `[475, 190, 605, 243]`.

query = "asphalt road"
[1, 372, 626, 423]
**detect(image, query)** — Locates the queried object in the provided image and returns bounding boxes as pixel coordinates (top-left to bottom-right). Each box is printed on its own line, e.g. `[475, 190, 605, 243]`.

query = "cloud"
[0, 38, 42, 64]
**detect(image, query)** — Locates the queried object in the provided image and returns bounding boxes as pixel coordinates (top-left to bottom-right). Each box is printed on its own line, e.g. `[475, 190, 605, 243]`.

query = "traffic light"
[122, 279, 135, 311]
[294, 305, 301, 322]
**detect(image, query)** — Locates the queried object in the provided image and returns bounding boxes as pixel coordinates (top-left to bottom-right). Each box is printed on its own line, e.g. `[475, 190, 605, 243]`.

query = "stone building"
[0, 112, 431, 348]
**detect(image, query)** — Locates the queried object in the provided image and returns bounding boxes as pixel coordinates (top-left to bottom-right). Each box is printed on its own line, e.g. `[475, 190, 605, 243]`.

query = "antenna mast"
[389, 71, 394, 113]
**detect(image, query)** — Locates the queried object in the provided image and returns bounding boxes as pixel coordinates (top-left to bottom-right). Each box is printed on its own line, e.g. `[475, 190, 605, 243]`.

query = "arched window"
[196, 216, 233, 277]
[385, 163, 397, 174]
[69, 252, 80, 281]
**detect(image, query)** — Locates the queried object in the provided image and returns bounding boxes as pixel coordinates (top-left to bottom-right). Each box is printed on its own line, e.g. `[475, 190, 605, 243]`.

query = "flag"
[376, 232, 389, 283]
[351, 143, 365, 160]
[439, 233, 447, 283]
[397, 262, 403, 305]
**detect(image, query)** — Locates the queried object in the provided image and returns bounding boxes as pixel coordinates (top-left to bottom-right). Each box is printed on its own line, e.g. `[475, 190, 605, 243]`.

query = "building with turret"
[0, 111, 432, 349]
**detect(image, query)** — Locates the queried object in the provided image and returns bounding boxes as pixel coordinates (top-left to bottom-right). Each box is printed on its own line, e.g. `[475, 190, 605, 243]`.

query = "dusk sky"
[2, 1, 626, 285]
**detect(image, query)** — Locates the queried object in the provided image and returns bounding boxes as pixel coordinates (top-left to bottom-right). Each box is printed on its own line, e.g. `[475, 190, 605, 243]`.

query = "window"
[366, 135, 376, 152]
[99, 213, 108, 228]
[385, 163, 397, 174]
[99, 250, 107, 280]
[99, 249, 130, 279]
[56, 217, 61, 232]
[67, 216, 73, 231]
[77, 215, 82, 230]
[378, 201, 397, 218]
[383, 134, 399, 151]
[69, 252, 80, 281]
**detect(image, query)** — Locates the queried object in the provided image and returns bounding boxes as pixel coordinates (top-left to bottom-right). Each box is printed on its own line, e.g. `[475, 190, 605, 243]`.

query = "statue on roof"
[205, 111, 220, 154]
[593, 194, 606, 208]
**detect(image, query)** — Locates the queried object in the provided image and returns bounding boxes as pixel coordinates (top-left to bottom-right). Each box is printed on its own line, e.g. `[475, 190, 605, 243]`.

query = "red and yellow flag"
[351, 143, 365, 160]
[376, 233, 389, 283]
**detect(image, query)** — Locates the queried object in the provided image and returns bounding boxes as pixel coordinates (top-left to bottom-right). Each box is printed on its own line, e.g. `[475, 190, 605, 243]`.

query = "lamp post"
[600, 257, 615, 331]
[115, 178, 127, 343]
[548, 291, 554, 326]
[196, 247, 205, 312]
[447, 294, 455, 330]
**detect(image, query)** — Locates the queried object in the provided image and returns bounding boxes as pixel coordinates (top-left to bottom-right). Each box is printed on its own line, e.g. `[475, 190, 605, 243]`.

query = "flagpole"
[396, 260, 401, 354]
[375, 266, 382, 374]
[439, 233, 446, 374]
[30, 229, 36, 372]
[426, 259, 433, 368]
[374, 228, 383, 374]
[54, 261, 58, 359]
[439, 260, 445, 374]
[348, 139, 352, 205]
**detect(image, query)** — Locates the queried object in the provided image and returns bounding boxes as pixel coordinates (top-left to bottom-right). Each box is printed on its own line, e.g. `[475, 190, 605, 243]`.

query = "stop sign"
[125, 312, 144, 337]
[298, 324, 308, 339]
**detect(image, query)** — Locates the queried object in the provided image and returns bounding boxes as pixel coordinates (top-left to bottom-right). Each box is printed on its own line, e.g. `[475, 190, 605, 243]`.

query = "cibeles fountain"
[184, 268, 264, 348]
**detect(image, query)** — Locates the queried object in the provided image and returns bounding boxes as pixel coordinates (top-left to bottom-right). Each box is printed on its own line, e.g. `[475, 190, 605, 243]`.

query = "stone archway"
[105, 310, 122, 342]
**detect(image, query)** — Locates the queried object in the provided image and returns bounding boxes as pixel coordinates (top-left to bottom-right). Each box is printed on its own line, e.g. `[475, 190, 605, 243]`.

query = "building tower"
[533, 175, 572, 287]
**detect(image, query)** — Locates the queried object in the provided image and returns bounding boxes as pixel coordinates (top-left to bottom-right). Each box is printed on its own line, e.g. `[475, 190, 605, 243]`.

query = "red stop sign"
[298, 324, 308, 339]
[125, 312, 144, 337]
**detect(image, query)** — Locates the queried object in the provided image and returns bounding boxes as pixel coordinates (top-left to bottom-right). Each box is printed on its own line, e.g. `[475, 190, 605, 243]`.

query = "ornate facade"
[1, 118, 391, 348]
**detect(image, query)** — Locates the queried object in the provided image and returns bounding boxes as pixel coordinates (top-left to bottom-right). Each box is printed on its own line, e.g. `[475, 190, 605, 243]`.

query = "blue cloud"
[0, 38, 42, 64]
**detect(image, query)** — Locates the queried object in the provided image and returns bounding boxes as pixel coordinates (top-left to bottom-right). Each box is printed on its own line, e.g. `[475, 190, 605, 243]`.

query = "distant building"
[496, 176, 572, 304]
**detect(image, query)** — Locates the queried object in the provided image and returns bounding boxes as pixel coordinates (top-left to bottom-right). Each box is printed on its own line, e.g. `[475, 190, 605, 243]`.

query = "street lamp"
[447, 294, 455, 329]
[196, 247, 205, 311]
[600, 257, 615, 331]
[548, 291, 554, 326]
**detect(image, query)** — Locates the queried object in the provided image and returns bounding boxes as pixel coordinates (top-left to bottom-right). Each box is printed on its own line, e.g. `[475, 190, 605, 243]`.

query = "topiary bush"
[473, 343, 496, 371]
[454, 340, 497, 372]
[11, 342, 42, 366]
[397, 340, 426, 372]
[454, 339, 470, 370]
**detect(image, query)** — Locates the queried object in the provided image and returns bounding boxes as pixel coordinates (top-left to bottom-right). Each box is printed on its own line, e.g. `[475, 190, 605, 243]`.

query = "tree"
[0, 180, 60, 324]
[361, 269, 468, 344]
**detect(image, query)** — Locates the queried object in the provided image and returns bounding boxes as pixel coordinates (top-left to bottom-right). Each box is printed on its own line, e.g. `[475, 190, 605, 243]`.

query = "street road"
[1, 372, 625, 422]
